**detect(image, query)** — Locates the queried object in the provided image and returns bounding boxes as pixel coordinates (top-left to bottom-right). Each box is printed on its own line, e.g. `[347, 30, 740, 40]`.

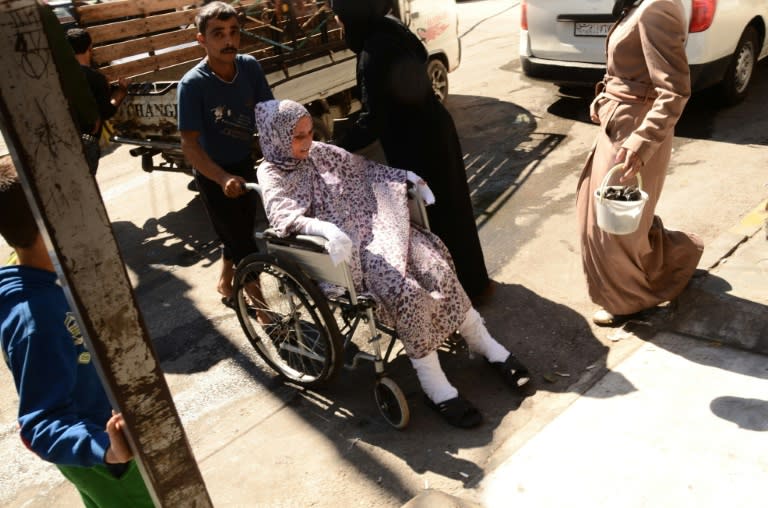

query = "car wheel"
[719, 26, 759, 106]
[427, 58, 449, 103]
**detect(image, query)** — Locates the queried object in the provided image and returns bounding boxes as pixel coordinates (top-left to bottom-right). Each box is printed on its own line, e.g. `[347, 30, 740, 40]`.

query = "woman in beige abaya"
[577, 0, 704, 326]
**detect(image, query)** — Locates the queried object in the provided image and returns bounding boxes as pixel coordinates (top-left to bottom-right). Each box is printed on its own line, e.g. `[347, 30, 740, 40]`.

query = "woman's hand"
[615, 147, 642, 183]
[302, 219, 353, 266]
[105, 411, 133, 464]
[325, 229, 353, 266]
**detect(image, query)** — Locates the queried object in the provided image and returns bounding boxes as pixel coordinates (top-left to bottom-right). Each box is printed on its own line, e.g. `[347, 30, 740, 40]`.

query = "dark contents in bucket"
[601, 186, 642, 201]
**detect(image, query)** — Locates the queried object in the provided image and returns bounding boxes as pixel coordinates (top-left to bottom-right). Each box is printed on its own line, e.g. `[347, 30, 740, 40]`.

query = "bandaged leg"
[410, 351, 458, 404]
[458, 308, 510, 363]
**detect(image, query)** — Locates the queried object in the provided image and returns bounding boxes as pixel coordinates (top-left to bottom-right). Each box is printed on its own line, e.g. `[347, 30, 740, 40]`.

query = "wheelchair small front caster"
[374, 377, 410, 429]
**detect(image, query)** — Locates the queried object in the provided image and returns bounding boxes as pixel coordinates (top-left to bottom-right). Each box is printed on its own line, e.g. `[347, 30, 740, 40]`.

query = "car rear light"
[689, 0, 716, 33]
[521, 0, 528, 30]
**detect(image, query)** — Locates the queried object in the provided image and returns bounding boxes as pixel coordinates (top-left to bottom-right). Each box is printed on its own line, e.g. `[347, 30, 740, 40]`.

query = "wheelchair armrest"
[258, 228, 329, 253]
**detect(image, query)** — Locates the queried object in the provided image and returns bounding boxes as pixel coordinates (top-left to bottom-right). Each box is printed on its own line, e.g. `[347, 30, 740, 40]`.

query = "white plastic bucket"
[593, 163, 649, 235]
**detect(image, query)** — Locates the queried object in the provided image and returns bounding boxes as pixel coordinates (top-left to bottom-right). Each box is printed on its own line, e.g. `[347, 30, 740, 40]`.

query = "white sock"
[410, 351, 458, 404]
[458, 308, 510, 364]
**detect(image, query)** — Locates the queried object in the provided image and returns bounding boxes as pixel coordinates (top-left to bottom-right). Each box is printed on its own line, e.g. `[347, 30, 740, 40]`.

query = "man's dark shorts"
[194, 158, 267, 264]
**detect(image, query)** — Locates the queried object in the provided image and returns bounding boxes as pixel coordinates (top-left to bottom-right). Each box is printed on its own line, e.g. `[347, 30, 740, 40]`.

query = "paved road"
[2, 1, 767, 506]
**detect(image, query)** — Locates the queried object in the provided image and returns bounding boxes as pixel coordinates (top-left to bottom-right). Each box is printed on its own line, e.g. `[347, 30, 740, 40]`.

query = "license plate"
[574, 22, 613, 37]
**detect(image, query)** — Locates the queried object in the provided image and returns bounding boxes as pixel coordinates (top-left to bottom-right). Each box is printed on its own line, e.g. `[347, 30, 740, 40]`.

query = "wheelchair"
[232, 182, 443, 429]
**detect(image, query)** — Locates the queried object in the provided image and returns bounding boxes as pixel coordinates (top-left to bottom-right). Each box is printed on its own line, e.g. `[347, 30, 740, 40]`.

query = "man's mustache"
[221, 47, 238, 53]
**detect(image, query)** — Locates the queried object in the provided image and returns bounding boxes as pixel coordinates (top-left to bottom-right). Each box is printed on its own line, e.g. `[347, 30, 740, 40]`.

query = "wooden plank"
[77, 0, 268, 26]
[91, 20, 340, 68]
[104, 30, 345, 83]
[82, 0, 341, 82]
[86, 9, 197, 45]
[92, 27, 197, 67]
[85, 2, 332, 45]
[97, 29, 342, 81]
[99, 44, 205, 82]
[76, 0, 195, 25]
[128, 58, 199, 83]
[0, 1, 213, 506]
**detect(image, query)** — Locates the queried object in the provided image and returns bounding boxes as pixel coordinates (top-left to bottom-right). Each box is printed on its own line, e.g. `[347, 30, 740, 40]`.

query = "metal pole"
[0, 1, 213, 506]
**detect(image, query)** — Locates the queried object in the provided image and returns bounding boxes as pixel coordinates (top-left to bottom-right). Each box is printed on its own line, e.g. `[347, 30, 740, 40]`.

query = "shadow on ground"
[622, 272, 768, 362]
[107, 96, 623, 500]
[335, 95, 566, 276]
[250, 280, 625, 497]
[111, 196, 273, 378]
[710, 396, 768, 431]
[447, 94, 565, 230]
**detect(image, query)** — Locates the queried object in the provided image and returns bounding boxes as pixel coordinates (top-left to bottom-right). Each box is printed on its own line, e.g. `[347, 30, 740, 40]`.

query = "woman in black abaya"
[331, 0, 493, 304]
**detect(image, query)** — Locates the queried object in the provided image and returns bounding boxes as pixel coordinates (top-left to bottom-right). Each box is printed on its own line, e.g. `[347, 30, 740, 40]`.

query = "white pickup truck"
[69, 0, 461, 173]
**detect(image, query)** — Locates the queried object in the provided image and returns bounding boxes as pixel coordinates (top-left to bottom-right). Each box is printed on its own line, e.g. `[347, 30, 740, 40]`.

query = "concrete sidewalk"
[480, 331, 768, 507]
[476, 203, 768, 507]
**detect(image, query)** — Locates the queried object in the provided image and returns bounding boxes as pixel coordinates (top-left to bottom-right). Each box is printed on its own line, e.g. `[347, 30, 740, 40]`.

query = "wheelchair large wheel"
[233, 253, 343, 387]
[374, 377, 410, 429]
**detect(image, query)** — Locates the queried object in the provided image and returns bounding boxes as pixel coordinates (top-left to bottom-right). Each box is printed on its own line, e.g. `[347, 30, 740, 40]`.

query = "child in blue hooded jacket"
[0, 154, 152, 507]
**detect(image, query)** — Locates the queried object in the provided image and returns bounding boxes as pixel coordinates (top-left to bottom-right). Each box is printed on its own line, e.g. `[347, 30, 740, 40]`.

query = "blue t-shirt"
[177, 54, 274, 166]
[0, 266, 112, 467]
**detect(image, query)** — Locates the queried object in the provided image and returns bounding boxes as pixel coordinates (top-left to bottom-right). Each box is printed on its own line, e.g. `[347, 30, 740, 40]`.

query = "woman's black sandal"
[425, 395, 482, 428]
[491, 355, 533, 392]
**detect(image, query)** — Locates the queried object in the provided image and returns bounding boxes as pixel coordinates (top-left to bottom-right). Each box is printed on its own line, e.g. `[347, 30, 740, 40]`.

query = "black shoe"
[490, 354, 533, 393]
[425, 395, 482, 429]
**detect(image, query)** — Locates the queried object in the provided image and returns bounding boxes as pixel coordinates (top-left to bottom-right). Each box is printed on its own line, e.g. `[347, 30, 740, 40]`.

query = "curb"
[669, 199, 768, 353]
[697, 199, 767, 270]
[401, 490, 482, 508]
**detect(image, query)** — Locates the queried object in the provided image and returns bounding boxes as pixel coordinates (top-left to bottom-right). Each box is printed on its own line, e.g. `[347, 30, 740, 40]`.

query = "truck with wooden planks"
[64, 0, 461, 173]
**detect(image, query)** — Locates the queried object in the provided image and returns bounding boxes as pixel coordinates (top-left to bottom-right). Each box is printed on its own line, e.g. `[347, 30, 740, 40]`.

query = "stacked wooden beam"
[70, 0, 344, 82]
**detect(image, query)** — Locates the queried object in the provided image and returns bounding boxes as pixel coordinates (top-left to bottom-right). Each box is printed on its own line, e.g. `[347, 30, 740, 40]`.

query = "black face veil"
[330, 0, 391, 52]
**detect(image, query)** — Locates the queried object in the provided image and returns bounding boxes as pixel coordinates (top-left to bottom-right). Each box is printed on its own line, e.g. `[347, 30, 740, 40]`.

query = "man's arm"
[180, 130, 246, 197]
[109, 77, 131, 110]
[337, 52, 380, 152]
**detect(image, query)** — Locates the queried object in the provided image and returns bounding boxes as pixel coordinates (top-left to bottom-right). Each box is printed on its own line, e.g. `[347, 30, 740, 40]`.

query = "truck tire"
[719, 26, 759, 106]
[427, 58, 449, 103]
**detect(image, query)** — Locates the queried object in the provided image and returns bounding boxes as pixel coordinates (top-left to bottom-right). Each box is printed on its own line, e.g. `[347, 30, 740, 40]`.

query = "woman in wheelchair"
[255, 100, 532, 428]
